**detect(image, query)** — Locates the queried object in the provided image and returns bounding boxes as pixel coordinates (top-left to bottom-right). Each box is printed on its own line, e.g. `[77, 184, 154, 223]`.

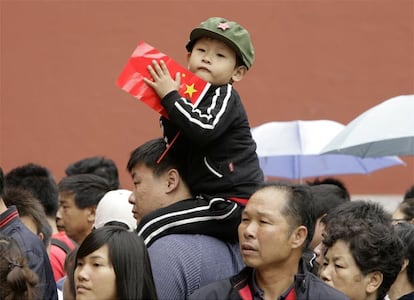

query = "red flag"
[117, 41, 210, 118]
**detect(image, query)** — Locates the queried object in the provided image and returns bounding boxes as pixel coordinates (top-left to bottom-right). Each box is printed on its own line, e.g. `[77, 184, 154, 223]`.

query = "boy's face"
[187, 37, 246, 85]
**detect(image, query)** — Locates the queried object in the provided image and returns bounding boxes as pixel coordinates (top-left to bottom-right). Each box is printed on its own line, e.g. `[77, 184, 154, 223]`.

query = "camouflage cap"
[185, 17, 254, 69]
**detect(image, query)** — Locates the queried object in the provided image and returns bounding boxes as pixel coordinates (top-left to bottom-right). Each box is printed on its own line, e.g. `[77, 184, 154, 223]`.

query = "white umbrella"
[322, 95, 414, 157]
[251, 120, 404, 180]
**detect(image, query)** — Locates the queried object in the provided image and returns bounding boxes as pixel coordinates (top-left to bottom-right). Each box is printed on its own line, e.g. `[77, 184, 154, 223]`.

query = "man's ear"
[166, 168, 180, 193]
[365, 271, 383, 294]
[87, 206, 97, 223]
[232, 66, 247, 83]
[291, 225, 308, 249]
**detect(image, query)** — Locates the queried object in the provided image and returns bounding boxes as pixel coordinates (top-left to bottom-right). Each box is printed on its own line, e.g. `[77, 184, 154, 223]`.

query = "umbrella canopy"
[322, 95, 414, 157]
[251, 120, 404, 179]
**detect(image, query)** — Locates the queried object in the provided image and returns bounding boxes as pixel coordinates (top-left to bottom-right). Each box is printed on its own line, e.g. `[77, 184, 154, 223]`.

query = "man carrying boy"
[143, 17, 264, 242]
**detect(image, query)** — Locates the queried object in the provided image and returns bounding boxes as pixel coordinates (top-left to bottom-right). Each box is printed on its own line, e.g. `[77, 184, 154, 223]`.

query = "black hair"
[127, 138, 185, 179]
[4, 163, 59, 217]
[308, 184, 351, 221]
[76, 226, 158, 299]
[307, 177, 350, 201]
[324, 199, 391, 226]
[58, 174, 111, 209]
[65, 156, 120, 190]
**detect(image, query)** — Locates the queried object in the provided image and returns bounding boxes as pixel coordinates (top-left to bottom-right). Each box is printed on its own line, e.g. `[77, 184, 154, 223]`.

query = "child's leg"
[136, 195, 243, 246]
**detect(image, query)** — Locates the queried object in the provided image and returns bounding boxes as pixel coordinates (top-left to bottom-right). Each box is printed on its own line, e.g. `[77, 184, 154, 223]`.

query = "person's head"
[185, 17, 254, 85]
[4, 163, 59, 218]
[308, 183, 351, 250]
[392, 198, 414, 224]
[403, 185, 414, 200]
[320, 200, 404, 300]
[3, 187, 52, 250]
[58, 174, 112, 244]
[94, 189, 136, 232]
[65, 156, 120, 190]
[392, 223, 414, 285]
[127, 138, 191, 222]
[74, 226, 157, 300]
[238, 182, 316, 271]
[0, 234, 39, 300]
[307, 177, 350, 201]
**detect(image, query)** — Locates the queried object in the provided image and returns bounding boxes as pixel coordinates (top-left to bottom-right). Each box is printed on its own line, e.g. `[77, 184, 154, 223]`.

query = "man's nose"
[128, 193, 136, 204]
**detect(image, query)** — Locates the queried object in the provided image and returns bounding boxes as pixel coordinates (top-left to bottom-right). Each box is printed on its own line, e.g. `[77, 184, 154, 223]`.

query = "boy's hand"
[144, 60, 181, 99]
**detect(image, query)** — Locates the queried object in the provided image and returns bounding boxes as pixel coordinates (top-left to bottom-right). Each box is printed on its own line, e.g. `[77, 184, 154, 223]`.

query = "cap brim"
[186, 28, 243, 60]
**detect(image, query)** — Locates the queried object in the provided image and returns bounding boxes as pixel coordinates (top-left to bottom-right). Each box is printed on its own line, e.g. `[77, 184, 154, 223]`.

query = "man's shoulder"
[5, 217, 44, 250]
[305, 271, 350, 299]
[149, 234, 239, 254]
[149, 234, 238, 249]
[148, 234, 242, 266]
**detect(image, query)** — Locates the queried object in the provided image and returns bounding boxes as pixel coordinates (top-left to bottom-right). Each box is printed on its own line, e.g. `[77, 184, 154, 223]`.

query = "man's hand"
[143, 60, 181, 99]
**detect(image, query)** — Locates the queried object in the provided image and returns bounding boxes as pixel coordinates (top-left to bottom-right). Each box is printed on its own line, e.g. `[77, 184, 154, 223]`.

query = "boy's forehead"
[195, 37, 234, 51]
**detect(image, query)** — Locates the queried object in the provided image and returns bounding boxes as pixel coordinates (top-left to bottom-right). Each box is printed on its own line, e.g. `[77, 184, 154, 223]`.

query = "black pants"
[136, 195, 243, 247]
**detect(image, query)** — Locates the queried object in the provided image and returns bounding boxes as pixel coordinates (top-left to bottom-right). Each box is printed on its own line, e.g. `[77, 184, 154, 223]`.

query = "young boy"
[143, 17, 263, 242]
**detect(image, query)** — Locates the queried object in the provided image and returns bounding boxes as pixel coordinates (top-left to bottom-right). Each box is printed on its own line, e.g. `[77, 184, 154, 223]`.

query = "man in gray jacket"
[127, 138, 244, 299]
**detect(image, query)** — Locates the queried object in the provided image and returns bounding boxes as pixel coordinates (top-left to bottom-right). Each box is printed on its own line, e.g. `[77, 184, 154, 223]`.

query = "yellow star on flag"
[184, 83, 197, 98]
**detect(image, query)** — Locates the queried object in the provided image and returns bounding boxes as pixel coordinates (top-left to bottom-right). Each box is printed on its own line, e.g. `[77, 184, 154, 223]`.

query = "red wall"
[1, 1, 413, 195]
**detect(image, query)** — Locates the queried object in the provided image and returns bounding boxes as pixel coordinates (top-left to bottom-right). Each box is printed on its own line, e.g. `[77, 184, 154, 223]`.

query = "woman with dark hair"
[320, 201, 404, 300]
[0, 233, 39, 300]
[74, 226, 158, 300]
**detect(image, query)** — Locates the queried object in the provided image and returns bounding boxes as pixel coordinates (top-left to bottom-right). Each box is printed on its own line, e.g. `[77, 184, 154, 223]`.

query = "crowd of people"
[1, 16, 413, 300]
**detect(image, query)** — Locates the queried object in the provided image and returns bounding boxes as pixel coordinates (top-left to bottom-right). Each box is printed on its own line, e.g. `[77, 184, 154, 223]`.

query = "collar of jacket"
[230, 259, 308, 295]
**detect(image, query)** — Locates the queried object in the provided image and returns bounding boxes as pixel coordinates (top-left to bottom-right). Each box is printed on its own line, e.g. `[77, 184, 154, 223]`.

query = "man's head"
[57, 174, 111, 244]
[4, 163, 59, 218]
[238, 182, 315, 271]
[126, 138, 191, 222]
[392, 198, 414, 224]
[320, 200, 404, 300]
[308, 184, 350, 249]
[65, 156, 120, 190]
[185, 17, 253, 85]
[404, 185, 414, 201]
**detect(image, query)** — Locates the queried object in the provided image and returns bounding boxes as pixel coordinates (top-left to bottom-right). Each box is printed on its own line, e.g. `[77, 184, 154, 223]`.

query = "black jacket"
[161, 84, 263, 199]
[188, 261, 350, 300]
